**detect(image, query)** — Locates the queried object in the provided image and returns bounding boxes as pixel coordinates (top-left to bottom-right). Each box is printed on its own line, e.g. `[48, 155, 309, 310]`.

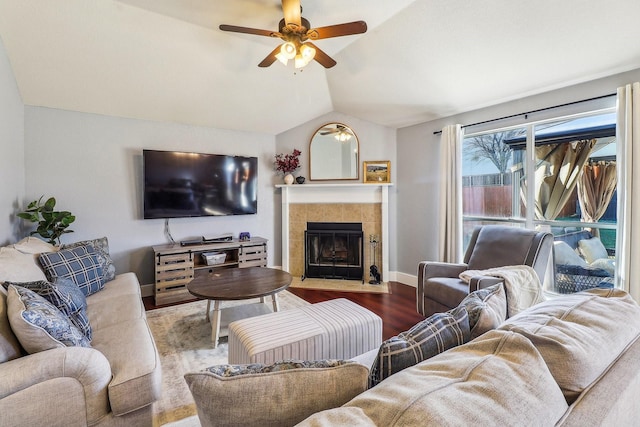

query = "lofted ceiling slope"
[0, 0, 639, 135]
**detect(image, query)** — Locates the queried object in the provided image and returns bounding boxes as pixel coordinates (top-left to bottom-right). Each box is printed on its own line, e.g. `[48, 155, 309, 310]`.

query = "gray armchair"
[416, 225, 554, 316]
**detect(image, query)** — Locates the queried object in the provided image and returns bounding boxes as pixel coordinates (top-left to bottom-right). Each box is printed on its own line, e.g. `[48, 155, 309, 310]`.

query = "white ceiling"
[1, 0, 639, 135]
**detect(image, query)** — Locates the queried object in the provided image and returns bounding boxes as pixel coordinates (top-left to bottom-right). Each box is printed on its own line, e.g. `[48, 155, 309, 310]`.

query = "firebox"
[304, 222, 364, 282]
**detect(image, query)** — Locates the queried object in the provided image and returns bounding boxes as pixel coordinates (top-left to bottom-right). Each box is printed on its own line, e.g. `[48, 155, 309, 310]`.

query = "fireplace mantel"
[277, 183, 392, 281]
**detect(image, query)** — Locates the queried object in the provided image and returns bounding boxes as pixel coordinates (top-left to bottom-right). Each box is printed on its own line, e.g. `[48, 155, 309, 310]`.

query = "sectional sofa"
[0, 237, 161, 426]
[299, 287, 640, 426]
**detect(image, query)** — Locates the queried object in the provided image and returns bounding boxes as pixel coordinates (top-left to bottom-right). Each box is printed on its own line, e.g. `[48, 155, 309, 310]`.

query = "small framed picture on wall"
[363, 161, 391, 183]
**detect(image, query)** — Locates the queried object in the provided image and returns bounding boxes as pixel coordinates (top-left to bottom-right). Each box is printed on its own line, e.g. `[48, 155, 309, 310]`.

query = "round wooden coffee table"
[187, 267, 292, 347]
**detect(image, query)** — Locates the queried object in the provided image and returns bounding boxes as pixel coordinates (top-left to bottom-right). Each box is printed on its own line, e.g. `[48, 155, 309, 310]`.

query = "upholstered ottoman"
[228, 298, 383, 364]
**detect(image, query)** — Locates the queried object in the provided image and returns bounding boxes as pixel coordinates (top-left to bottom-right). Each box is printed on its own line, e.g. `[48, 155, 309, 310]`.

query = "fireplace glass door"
[305, 223, 363, 281]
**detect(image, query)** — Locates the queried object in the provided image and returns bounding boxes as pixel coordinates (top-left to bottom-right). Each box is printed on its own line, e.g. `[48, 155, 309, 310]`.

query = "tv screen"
[143, 149, 258, 219]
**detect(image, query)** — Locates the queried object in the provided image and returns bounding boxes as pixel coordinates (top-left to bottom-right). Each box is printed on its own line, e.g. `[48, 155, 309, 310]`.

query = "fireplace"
[304, 222, 364, 281]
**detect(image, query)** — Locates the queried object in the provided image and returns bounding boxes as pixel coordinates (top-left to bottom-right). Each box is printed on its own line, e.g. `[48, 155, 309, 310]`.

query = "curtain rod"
[432, 93, 616, 135]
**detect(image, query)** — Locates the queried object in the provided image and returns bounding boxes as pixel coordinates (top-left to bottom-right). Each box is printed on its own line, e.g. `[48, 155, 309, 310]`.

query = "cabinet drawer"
[157, 252, 193, 266]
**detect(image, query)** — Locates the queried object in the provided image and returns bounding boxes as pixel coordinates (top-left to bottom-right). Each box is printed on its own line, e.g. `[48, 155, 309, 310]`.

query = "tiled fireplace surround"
[278, 184, 391, 282]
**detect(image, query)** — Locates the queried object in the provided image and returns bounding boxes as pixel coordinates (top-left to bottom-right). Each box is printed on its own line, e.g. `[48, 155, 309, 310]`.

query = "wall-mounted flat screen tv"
[143, 149, 258, 219]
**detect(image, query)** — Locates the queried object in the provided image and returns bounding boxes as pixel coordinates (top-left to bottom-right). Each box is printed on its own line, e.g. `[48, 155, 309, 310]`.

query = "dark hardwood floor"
[143, 281, 425, 340]
[287, 282, 425, 340]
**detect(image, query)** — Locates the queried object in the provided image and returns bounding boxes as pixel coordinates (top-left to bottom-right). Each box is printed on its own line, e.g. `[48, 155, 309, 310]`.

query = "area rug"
[289, 277, 390, 294]
[147, 291, 310, 426]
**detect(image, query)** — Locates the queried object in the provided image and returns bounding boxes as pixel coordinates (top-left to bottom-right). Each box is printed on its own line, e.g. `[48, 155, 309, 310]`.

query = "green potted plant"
[17, 196, 76, 245]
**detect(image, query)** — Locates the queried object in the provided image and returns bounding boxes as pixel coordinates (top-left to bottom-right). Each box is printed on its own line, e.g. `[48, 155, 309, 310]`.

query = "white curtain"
[438, 125, 463, 263]
[616, 82, 640, 301]
[533, 140, 595, 220]
[577, 161, 617, 237]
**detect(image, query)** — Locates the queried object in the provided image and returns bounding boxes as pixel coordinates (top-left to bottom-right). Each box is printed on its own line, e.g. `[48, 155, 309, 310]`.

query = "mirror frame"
[309, 122, 360, 181]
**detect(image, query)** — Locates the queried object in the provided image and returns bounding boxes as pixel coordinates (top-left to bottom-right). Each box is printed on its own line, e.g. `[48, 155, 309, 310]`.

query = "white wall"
[396, 67, 640, 280]
[0, 37, 24, 245]
[274, 112, 398, 270]
[23, 107, 275, 286]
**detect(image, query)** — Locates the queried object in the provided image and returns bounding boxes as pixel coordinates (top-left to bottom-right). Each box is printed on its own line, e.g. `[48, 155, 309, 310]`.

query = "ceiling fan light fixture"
[335, 132, 352, 142]
[294, 43, 316, 68]
[276, 41, 296, 65]
[219, 0, 367, 69]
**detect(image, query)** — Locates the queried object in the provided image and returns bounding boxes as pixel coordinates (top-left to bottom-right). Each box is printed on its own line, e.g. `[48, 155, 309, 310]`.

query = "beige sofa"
[0, 238, 161, 426]
[299, 287, 640, 426]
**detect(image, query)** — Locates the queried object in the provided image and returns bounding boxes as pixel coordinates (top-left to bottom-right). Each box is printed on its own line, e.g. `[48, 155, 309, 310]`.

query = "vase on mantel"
[283, 173, 295, 185]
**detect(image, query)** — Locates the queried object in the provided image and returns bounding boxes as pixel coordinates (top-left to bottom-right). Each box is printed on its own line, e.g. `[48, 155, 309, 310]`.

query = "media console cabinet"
[152, 237, 268, 305]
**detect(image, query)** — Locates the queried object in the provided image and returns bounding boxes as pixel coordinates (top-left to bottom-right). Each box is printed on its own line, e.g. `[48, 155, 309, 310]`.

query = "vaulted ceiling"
[1, 0, 639, 135]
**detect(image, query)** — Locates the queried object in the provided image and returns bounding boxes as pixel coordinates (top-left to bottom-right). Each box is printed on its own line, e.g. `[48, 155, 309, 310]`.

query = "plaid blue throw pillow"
[38, 246, 104, 297]
[369, 305, 470, 387]
[62, 237, 116, 283]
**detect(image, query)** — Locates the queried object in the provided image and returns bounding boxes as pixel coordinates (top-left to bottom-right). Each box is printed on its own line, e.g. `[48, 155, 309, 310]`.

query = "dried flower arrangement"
[274, 149, 302, 174]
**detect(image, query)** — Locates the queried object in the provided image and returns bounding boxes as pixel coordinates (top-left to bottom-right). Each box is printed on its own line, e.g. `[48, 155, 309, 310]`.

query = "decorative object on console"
[239, 232, 251, 241]
[275, 148, 301, 185]
[219, 0, 367, 69]
[17, 196, 76, 245]
[363, 161, 391, 183]
[275, 149, 301, 173]
[284, 173, 295, 185]
[201, 252, 226, 266]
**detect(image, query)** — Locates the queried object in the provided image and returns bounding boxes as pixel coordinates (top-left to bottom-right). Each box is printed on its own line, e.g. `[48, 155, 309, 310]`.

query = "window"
[462, 110, 617, 294]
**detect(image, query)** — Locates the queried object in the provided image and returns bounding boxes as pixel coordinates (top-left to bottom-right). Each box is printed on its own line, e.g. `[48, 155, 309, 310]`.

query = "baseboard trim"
[394, 271, 417, 288]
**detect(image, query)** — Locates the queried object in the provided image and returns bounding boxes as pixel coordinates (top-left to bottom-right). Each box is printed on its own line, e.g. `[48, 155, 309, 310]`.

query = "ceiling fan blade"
[281, 0, 301, 26]
[219, 24, 281, 38]
[306, 21, 367, 40]
[305, 42, 336, 68]
[258, 45, 282, 68]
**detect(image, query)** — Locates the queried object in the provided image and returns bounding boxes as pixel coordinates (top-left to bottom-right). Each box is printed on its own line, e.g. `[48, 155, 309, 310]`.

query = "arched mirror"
[309, 123, 359, 180]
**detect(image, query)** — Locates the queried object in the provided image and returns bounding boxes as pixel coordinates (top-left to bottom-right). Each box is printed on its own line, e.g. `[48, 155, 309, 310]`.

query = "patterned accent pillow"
[4, 278, 92, 341]
[6, 285, 90, 353]
[62, 237, 116, 283]
[38, 246, 104, 296]
[459, 283, 508, 339]
[186, 359, 368, 427]
[368, 306, 470, 387]
[205, 359, 353, 377]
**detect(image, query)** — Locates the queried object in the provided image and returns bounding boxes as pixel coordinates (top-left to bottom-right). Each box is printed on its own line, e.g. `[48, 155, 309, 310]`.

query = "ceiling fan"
[320, 123, 354, 141]
[320, 123, 349, 135]
[219, 0, 367, 69]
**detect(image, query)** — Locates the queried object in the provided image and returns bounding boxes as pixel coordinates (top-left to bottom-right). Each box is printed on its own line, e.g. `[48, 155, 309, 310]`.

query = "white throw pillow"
[590, 258, 615, 275]
[553, 241, 587, 266]
[578, 237, 608, 264]
[0, 247, 47, 284]
[13, 237, 58, 255]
